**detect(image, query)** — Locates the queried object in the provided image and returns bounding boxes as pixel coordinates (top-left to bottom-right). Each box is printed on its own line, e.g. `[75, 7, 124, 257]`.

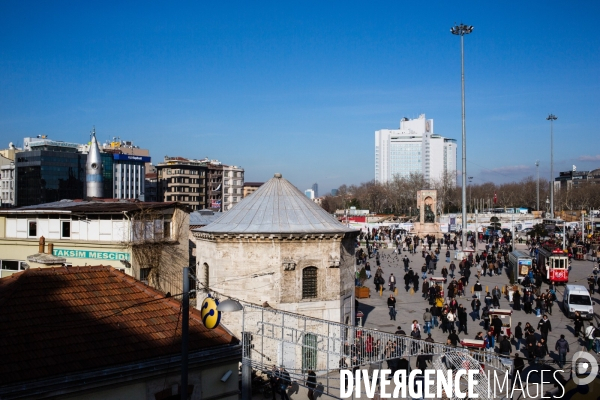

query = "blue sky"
[1, 1, 598, 194]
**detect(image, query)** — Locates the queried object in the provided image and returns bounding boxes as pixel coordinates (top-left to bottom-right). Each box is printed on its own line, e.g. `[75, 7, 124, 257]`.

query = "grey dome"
[198, 174, 356, 234]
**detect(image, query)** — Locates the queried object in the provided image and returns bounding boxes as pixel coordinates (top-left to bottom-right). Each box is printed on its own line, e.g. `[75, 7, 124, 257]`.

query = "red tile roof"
[0, 266, 237, 386]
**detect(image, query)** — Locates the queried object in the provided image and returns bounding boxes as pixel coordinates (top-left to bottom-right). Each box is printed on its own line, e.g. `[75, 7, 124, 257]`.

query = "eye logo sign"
[572, 351, 598, 385]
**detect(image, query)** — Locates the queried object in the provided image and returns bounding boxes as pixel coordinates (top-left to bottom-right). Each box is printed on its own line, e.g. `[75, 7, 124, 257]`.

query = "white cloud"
[487, 165, 531, 174]
[578, 155, 600, 161]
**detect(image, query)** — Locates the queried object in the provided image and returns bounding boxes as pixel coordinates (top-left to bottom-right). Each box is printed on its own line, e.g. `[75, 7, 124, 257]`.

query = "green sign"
[53, 248, 130, 261]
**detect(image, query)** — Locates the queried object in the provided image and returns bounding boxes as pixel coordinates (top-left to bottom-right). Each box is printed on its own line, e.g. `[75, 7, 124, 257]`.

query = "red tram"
[537, 242, 569, 284]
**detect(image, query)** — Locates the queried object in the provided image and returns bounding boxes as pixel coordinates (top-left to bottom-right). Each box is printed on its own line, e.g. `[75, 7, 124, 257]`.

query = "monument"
[413, 189, 441, 238]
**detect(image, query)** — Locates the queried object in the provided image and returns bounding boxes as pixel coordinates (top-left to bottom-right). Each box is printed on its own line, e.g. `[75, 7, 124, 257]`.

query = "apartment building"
[222, 165, 244, 211]
[156, 157, 208, 211]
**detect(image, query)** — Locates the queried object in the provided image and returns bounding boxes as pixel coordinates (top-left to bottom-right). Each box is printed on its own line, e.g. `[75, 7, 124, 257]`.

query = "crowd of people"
[354, 227, 600, 378]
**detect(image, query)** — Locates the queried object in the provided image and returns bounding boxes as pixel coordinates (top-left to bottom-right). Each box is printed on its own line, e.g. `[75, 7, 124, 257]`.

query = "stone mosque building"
[193, 173, 359, 338]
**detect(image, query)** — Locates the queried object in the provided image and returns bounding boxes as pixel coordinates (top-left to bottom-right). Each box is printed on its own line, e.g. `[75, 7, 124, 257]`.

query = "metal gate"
[241, 304, 510, 399]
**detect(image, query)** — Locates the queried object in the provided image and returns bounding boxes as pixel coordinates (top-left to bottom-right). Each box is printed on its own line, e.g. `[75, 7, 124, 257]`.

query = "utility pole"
[181, 267, 189, 400]
[451, 23, 474, 251]
[535, 160, 540, 211]
[547, 114, 557, 217]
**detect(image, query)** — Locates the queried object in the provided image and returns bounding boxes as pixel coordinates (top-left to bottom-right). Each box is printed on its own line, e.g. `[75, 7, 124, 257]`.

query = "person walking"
[574, 312, 584, 337]
[537, 315, 552, 342]
[278, 367, 292, 400]
[499, 335, 512, 356]
[513, 289, 521, 311]
[423, 308, 433, 335]
[457, 305, 468, 335]
[474, 281, 482, 300]
[306, 370, 317, 400]
[471, 296, 481, 320]
[514, 322, 523, 351]
[389, 273, 396, 292]
[387, 294, 397, 321]
[403, 255, 410, 272]
[585, 323, 596, 351]
[555, 335, 570, 369]
[513, 353, 525, 389]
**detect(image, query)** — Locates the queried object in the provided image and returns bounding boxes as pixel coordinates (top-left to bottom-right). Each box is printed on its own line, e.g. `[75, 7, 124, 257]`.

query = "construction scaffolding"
[241, 304, 511, 399]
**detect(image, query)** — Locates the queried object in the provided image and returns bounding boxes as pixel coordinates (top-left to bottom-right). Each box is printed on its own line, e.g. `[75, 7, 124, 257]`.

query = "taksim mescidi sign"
[53, 248, 130, 261]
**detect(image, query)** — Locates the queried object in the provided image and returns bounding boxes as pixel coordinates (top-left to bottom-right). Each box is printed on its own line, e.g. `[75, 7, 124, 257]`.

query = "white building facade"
[375, 114, 457, 185]
[0, 161, 15, 207]
[112, 154, 148, 200]
[221, 165, 244, 211]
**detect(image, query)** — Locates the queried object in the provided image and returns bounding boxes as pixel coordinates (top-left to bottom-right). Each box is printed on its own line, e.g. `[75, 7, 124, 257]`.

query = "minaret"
[86, 127, 104, 198]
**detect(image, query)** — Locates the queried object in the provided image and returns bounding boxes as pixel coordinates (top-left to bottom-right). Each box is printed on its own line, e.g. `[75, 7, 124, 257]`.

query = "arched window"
[302, 267, 318, 299]
[203, 263, 209, 290]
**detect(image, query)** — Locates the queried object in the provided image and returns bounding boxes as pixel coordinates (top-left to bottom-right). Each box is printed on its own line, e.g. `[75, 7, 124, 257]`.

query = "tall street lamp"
[451, 23, 474, 249]
[468, 176, 473, 213]
[547, 114, 557, 217]
[535, 160, 540, 211]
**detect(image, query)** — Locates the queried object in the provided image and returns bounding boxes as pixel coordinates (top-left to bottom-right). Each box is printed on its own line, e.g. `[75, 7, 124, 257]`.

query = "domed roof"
[198, 173, 356, 234]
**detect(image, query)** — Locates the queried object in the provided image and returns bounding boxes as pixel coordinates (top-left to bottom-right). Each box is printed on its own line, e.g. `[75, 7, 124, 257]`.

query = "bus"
[508, 250, 533, 284]
[543, 218, 564, 236]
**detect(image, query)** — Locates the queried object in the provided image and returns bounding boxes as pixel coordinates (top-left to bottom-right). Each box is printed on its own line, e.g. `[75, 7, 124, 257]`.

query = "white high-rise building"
[304, 189, 315, 199]
[375, 114, 457, 185]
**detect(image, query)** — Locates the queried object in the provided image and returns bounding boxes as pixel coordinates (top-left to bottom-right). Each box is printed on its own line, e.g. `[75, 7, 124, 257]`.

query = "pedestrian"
[514, 322, 523, 351]
[446, 249, 451, 263]
[492, 315, 503, 341]
[537, 315, 552, 342]
[499, 335, 512, 356]
[389, 273, 396, 292]
[484, 292, 492, 308]
[482, 306, 490, 331]
[492, 286, 501, 308]
[574, 312, 584, 337]
[423, 308, 433, 335]
[554, 334, 569, 369]
[306, 370, 317, 400]
[474, 281, 482, 300]
[448, 330, 460, 346]
[513, 353, 525, 388]
[278, 367, 291, 400]
[403, 255, 410, 272]
[585, 323, 596, 351]
[513, 289, 521, 311]
[534, 341, 547, 364]
[387, 294, 397, 321]
[365, 262, 371, 279]
[471, 296, 481, 320]
[457, 305, 468, 334]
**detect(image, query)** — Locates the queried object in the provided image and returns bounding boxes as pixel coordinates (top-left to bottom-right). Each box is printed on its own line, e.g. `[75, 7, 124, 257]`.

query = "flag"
[493, 192, 497, 204]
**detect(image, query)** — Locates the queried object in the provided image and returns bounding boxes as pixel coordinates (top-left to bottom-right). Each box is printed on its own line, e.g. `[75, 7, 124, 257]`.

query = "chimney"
[48, 243, 54, 255]
[39, 236, 45, 253]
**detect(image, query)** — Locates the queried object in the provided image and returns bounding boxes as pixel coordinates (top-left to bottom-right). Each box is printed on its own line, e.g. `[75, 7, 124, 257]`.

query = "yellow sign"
[201, 297, 221, 329]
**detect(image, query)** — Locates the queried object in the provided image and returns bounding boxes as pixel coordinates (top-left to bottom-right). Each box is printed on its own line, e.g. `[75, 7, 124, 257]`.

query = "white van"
[563, 285, 594, 320]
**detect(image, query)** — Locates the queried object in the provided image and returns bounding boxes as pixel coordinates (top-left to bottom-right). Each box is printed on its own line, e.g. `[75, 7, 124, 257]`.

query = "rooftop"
[1, 199, 186, 214]
[0, 265, 236, 386]
[198, 173, 357, 234]
[190, 210, 223, 227]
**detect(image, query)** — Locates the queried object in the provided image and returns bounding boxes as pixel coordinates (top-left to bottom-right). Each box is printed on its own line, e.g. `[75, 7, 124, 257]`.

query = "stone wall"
[193, 232, 357, 337]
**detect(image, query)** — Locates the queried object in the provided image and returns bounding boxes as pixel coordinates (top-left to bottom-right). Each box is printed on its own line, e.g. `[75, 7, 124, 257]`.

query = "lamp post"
[535, 160, 540, 211]
[468, 176, 473, 214]
[451, 23, 473, 250]
[547, 114, 557, 217]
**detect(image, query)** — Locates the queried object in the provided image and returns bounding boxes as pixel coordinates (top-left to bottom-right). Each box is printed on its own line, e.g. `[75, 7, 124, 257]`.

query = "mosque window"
[302, 267, 318, 299]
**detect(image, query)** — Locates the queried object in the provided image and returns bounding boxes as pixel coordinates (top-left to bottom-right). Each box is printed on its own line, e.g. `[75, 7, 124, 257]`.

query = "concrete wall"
[58, 361, 239, 400]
